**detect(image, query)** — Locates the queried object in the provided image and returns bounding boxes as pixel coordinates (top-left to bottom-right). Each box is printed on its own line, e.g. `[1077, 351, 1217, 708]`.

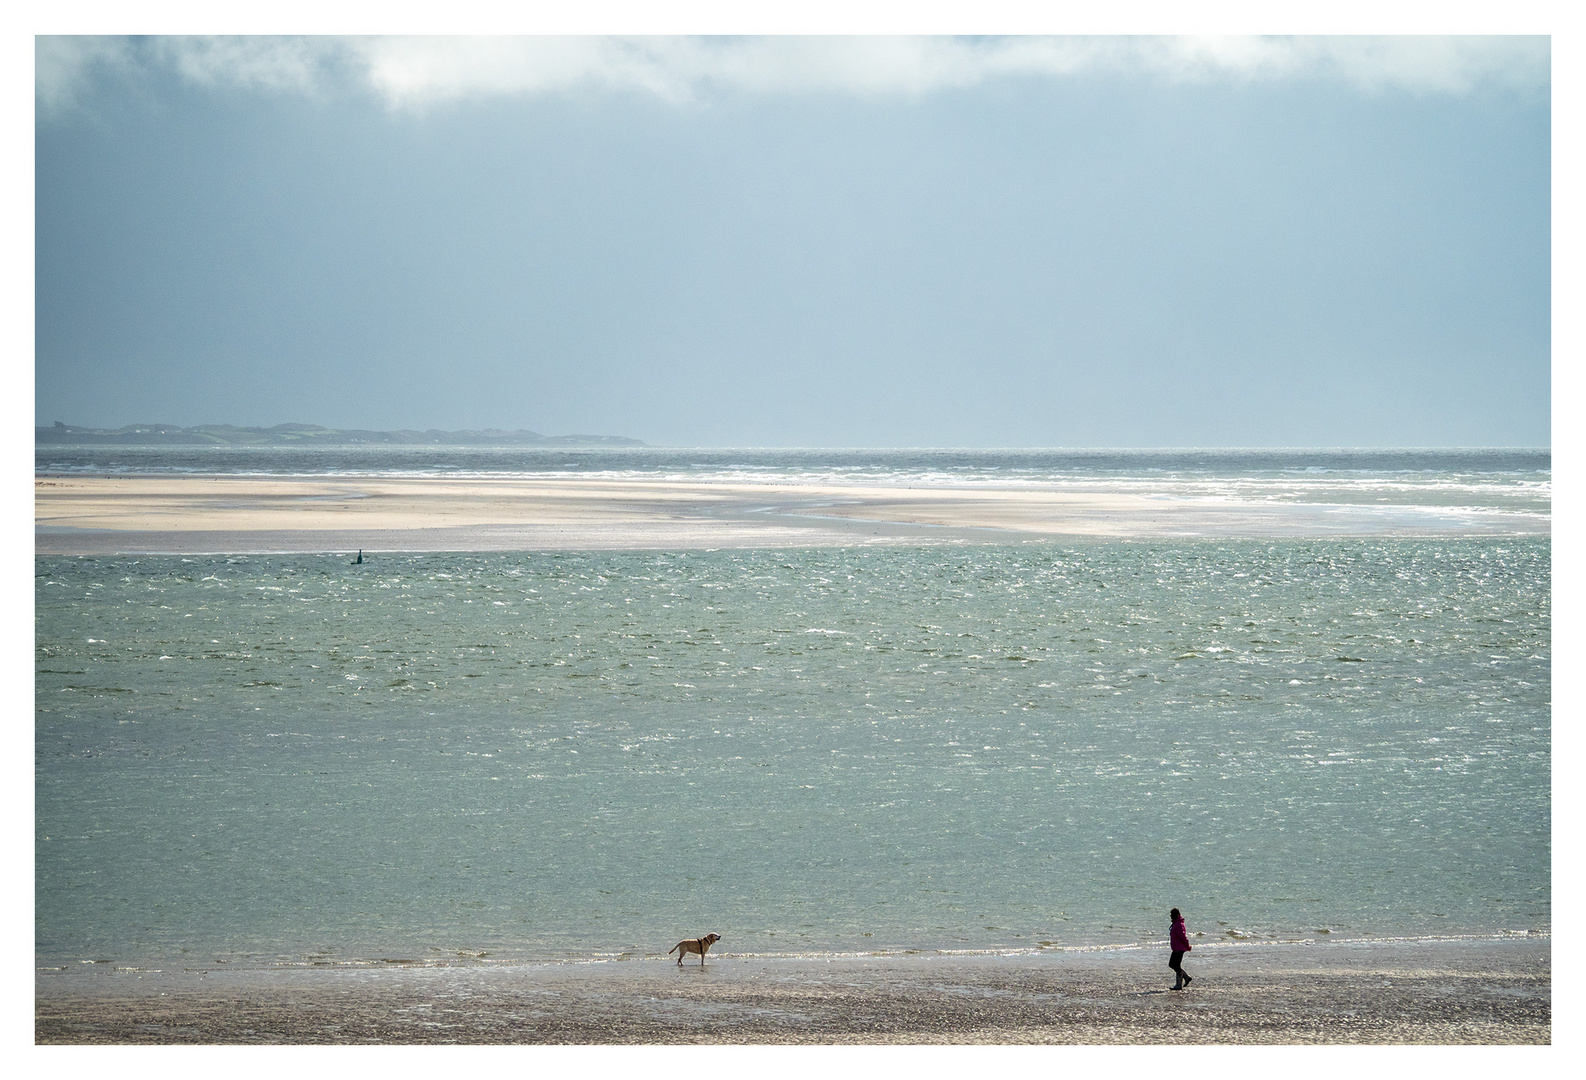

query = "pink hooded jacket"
[1170, 917, 1191, 952]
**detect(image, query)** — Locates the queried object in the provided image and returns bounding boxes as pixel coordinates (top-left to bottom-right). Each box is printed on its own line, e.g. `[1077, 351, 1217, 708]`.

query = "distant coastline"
[35, 421, 645, 447]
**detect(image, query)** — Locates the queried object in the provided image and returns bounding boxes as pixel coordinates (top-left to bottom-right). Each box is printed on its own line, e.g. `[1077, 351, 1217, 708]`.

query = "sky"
[34, 34, 1552, 447]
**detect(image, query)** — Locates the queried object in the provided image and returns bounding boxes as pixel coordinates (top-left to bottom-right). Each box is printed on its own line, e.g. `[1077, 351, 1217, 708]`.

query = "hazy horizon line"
[33, 441, 1552, 453]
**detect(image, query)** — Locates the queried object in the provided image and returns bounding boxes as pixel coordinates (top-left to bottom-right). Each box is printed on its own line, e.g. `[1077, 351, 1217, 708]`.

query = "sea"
[35, 448, 1550, 971]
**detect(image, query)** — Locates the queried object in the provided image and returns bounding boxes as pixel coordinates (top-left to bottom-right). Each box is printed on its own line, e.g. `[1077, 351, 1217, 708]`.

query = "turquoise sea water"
[35, 450, 1551, 968]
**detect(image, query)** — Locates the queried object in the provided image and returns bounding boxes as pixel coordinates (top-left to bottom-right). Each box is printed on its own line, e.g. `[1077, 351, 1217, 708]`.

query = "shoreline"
[36, 936, 1550, 1044]
[35, 474, 1550, 555]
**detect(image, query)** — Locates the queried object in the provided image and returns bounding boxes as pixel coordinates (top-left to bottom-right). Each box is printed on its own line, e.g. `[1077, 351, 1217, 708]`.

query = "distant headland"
[36, 422, 645, 447]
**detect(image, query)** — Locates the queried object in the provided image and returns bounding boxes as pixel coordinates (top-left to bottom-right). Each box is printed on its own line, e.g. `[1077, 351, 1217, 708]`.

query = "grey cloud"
[37, 34, 1550, 116]
[36, 36, 135, 113]
[36, 35, 352, 116]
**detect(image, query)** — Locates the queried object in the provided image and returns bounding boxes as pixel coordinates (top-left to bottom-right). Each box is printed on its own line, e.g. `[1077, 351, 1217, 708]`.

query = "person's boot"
[1182, 973, 1192, 987]
[1172, 975, 1183, 990]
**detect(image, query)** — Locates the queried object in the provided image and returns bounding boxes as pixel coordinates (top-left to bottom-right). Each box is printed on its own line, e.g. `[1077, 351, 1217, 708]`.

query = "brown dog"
[667, 932, 721, 966]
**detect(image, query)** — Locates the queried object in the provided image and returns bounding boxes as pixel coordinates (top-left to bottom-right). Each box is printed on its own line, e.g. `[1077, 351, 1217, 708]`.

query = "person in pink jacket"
[1169, 908, 1193, 989]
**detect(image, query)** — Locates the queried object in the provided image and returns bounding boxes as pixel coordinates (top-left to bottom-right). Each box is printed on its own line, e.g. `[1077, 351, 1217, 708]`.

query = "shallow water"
[36, 537, 1550, 967]
[34, 446, 1552, 518]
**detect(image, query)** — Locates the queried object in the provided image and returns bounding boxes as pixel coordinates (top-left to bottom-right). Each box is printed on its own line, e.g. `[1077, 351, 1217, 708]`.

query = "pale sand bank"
[35, 937, 1548, 1044]
[35, 475, 1548, 554]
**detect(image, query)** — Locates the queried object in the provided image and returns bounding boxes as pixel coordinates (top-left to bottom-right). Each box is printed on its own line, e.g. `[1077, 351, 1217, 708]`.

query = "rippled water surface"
[36, 539, 1550, 967]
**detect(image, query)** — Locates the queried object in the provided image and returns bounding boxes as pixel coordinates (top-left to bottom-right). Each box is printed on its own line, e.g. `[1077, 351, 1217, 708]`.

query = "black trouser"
[1169, 950, 1186, 977]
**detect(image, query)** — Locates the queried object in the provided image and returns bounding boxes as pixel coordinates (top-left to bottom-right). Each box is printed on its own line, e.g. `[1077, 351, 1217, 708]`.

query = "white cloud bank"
[37, 35, 1550, 113]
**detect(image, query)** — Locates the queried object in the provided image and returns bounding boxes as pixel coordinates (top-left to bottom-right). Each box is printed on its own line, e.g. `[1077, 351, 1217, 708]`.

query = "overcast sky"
[34, 35, 1550, 447]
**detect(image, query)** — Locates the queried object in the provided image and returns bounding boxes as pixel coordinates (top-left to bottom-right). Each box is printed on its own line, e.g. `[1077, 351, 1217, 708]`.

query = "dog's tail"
[668, 942, 681, 955]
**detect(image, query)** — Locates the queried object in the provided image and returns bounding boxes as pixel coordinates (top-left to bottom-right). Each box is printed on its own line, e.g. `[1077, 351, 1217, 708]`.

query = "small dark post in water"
[354, 550, 363, 565]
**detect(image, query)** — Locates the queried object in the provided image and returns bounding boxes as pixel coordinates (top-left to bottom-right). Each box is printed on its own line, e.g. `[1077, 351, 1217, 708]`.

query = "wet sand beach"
[35, 937, 1548, 1044]
[34, 474, 1548, 555]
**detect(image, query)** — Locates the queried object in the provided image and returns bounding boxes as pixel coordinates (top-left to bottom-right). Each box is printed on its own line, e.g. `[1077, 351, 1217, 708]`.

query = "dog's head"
[702, 933, 721, 946]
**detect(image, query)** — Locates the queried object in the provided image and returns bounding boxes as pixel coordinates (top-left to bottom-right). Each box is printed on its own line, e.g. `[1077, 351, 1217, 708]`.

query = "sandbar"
[34, 475, 1549, 555]
[35, 936, 1548, 1044]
